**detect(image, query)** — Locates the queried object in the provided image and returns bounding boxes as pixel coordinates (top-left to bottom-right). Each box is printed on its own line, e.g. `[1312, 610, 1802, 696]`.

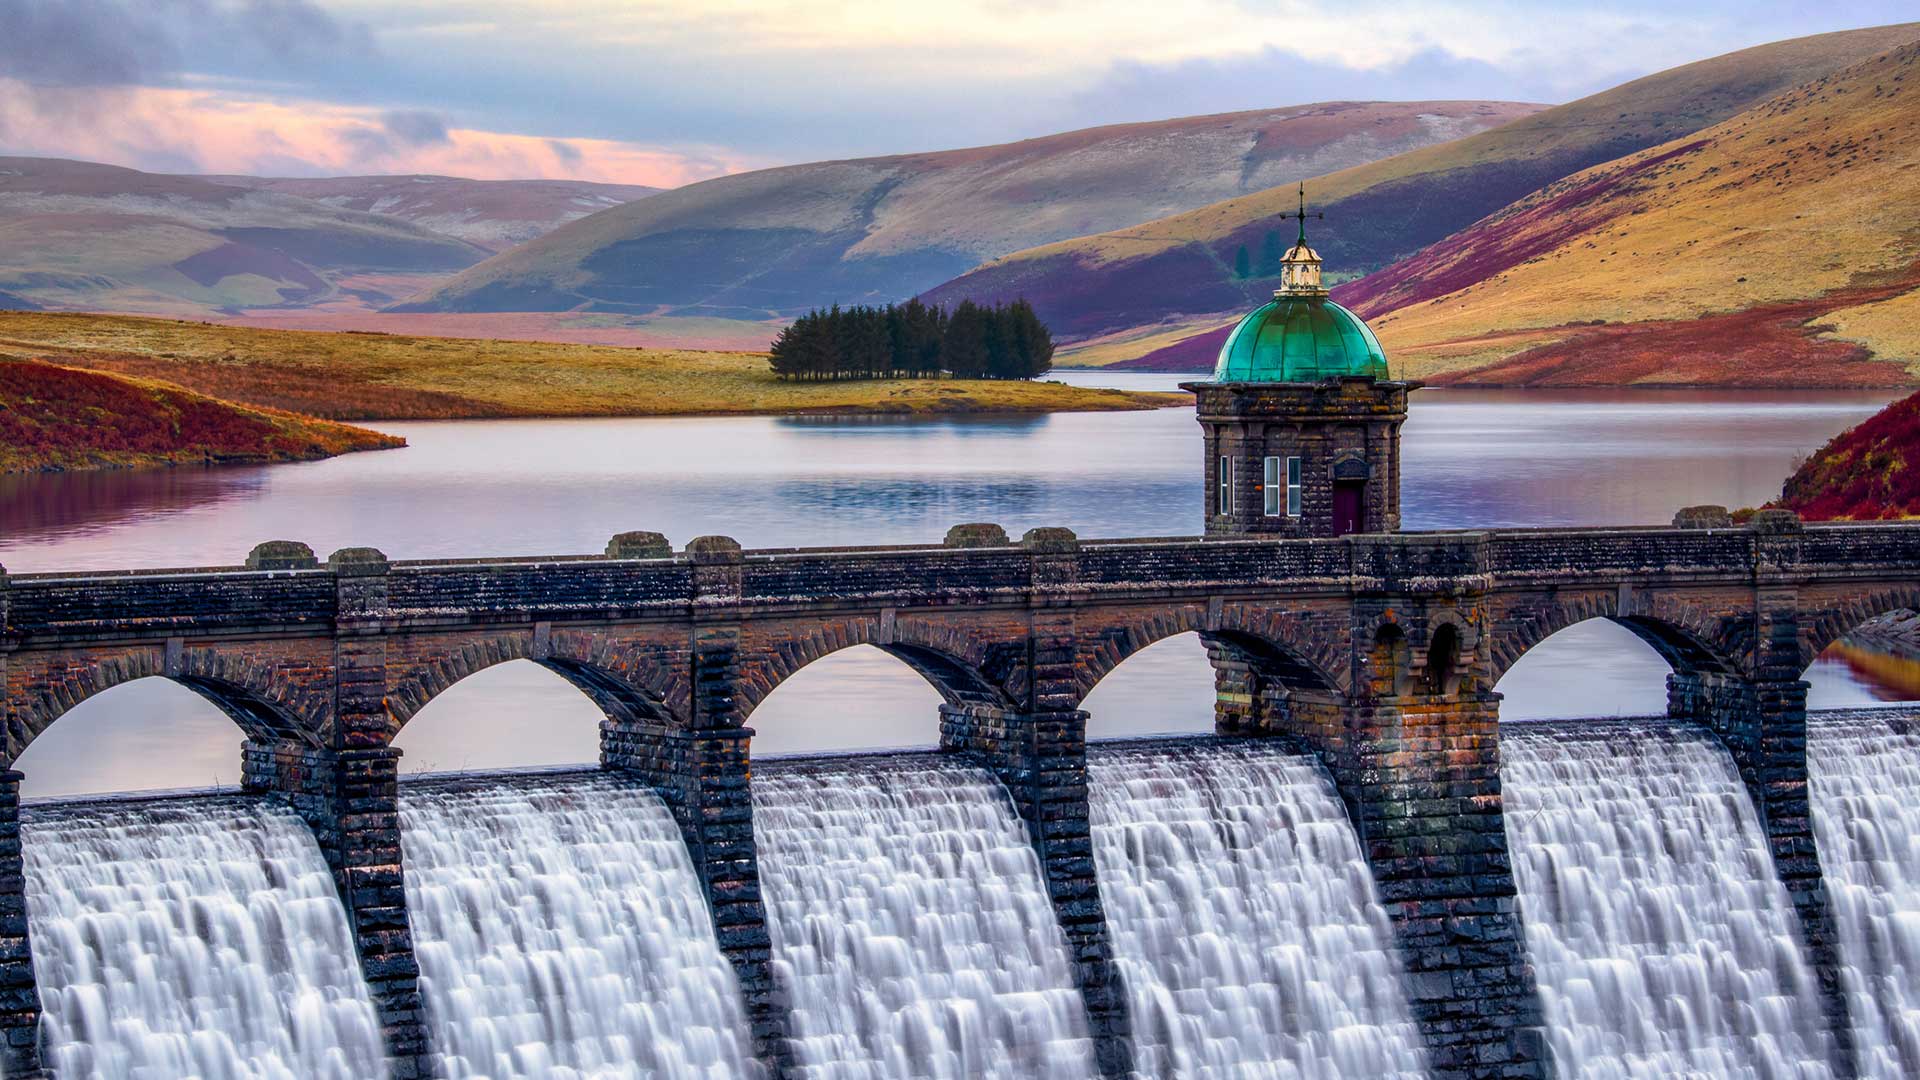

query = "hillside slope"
[1350, 40, 1920, 387]
[402, 101, 1538, 318]
[921, 22, 1920, 349]
[0, 158, 488, 316]
[205, 175, 660, 252]
[0, 357, 402, 473]
[1776, 389, 1920, 518]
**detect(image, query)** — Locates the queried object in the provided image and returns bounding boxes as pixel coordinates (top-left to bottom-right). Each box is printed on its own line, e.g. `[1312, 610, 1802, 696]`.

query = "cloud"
[0, 0, 363, 89]
[382, 109, 451, 146]
[0, 79, 760, 186]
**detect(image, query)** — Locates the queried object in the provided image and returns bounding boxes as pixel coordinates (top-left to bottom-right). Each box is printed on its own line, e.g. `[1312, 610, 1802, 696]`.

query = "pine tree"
[1234, 245, 1251, 279]
[941, 301, 990, 378]
[1009, 299, 1054, 378]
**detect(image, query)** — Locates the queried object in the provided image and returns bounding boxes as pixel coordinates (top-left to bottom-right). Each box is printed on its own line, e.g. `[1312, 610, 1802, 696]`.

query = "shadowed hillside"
[205, 174, 660, 253]
[0, 157, 489, 316]
[1353, 40, 1920, 387]
[921, 22, 1920, 353]
[400, 101, 1538, 318]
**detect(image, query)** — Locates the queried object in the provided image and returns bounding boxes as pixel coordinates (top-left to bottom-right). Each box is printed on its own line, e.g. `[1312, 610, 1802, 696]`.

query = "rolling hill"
[400, 100, 1540, 319]
[0, 157, 489, 316]
[1346, 39, 1920, 387]
[203, 174, 659, 252]
[917, 22, 1920, 354]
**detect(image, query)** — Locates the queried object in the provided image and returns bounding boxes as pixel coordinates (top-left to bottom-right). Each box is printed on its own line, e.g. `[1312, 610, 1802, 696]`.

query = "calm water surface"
[1, 385, 1903, 796]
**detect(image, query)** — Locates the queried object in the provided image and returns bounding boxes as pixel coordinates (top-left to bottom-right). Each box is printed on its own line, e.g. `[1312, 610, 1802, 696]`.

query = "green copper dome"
[1213, 294, 1389, 382]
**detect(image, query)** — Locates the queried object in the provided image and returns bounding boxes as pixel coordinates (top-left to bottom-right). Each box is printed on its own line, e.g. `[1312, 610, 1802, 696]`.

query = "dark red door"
[1332, 481, 1365, 536]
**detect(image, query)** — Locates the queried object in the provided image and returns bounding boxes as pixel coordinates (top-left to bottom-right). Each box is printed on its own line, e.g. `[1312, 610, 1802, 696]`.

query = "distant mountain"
[1347, 39, 1920, 387]
[400, 101, 1541, 318]
[920, 22, 1920, 352]
[202, 174, 659, 253]
[0, 157, 488, 315]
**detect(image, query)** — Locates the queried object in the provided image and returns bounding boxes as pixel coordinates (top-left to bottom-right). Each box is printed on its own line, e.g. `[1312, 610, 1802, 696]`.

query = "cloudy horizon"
[1, 0, 1914, 187]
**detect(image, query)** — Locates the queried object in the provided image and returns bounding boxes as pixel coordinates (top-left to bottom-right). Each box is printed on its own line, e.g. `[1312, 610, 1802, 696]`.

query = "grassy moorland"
[0, 311, 1179, 422]
[0, 358, 402, 474]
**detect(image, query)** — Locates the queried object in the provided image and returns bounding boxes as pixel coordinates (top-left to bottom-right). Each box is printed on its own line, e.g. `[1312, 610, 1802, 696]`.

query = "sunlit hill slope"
[1351, 40, 1920, 387]
[920, 22, 1918, 353]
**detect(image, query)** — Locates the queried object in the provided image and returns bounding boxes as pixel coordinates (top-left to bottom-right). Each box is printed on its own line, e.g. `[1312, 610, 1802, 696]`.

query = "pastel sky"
[1, 1, 1915, 186]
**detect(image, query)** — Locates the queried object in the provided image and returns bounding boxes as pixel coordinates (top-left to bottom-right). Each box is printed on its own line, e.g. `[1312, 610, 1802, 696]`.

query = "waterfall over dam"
[751, 757, 1097, 1079]
[21, 798, 387, 1080]
[398, 773, 762, 1079]
[5, 715, 1920, 1078]
[1088, 741, 1429, 1079]
[1502, 722, 1837, 1078]
[1810, 710, 1920, 1080]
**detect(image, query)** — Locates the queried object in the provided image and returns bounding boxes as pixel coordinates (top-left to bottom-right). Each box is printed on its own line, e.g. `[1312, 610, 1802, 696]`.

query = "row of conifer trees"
[767, 298, 1054, 380]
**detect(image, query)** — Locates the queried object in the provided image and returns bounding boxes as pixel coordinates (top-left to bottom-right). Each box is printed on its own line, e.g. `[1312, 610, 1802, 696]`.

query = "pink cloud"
[0, 80, 759, 187]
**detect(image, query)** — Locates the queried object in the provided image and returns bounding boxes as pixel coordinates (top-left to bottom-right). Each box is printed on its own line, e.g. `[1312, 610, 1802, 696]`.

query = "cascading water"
[399, 772, 763, 1079]
[1087, 740, 1430, 1079]
[22, 796, 387, 1080]
[1502, 721, 1836, 1078]
[752, 756, 1097, 1079]
[1809, 708, 1920, 1078]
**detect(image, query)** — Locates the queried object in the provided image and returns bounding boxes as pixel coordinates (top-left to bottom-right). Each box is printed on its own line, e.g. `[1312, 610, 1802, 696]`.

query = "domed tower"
[1181, 186, 1419, 538]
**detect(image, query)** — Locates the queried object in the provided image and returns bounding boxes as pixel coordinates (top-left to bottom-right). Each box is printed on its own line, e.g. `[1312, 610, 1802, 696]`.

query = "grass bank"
[0, 312, 1183, 421]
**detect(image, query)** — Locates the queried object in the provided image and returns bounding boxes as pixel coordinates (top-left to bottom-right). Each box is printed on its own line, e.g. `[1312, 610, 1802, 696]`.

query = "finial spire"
[1275, 184, 1327, 298]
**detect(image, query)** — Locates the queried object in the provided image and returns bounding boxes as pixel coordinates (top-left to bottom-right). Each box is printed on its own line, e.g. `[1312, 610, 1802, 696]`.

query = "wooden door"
[1332, 481, 1365, 536]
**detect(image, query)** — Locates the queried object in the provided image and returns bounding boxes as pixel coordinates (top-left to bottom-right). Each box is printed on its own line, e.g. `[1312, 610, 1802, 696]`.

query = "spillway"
[1810, 709, 1920, 1079]
[752, 756, 1097, 1079]
[1502, 721, 1836, 1078]
[1088, 740, 1429, 1079]
[21, 796, 387, 1080]
[399, 772, 763, 1079]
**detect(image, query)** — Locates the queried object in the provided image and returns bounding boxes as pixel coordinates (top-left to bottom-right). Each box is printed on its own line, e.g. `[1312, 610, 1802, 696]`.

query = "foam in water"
[1503, 721, 1836, 1078]
[22, 796, 387, 1080]
[1809, 710, 1920, 1078]
[1088, 740, 1430, 1079]
[753, 757, 1097, 1078]
[400, 772, 763, 1079]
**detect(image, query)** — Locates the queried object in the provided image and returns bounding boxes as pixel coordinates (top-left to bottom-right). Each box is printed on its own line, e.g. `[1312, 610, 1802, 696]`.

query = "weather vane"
[1276, 182, 1322, 240]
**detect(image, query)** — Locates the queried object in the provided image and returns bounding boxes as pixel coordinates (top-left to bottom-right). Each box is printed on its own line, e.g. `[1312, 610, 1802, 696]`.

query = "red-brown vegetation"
[1776, 388, 1920, 519]
[0, 358, 402, 473]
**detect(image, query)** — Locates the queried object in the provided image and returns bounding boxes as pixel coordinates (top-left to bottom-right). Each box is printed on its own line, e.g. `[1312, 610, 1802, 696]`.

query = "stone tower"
[1183, 187, 1419, 539]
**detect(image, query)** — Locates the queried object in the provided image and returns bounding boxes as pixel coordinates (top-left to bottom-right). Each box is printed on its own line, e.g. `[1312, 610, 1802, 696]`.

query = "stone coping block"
[327, 547, 391, 576]
[246, 541, 319, 571]
[1749, 508, 1804, 534]
[606, 531, 672, 559]
[945, 523, 1010, 548]
[1022, 527, 1079, 553]
[686, 535, 745, 564]
[1673, 505, 1734, 529]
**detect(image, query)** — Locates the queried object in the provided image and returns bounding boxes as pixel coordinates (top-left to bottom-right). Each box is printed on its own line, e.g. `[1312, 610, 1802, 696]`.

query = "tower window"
[1218, 456, 1232, 516]
[1263, 456, 1281, 516]
[1286, 456, 1303, 516]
